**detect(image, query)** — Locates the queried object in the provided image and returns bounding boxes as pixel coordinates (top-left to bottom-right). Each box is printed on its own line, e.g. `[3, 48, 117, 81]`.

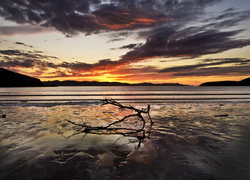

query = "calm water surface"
[0, 86, 250, 105]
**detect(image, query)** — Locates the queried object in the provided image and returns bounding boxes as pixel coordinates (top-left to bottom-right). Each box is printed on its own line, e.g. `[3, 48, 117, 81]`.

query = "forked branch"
[66, 98, 154, 135]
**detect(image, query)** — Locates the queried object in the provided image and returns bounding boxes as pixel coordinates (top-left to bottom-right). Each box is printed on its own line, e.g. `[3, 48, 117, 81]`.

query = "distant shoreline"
[1, 67, 249, 87]
[42, 80, 188, 87]
[1, 67, 188, 87]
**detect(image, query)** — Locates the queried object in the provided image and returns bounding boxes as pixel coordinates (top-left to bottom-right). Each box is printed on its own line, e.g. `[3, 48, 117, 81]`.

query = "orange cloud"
[135, 17, 175, 25]
[93, 6, 172, 30]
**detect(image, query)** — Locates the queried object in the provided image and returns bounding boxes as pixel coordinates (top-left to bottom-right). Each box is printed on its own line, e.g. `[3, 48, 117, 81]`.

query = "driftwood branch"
[66, 98, 154, 136]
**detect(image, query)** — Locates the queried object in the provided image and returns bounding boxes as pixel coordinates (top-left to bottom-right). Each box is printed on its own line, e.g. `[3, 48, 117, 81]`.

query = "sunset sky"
[1, 0, 250, 86]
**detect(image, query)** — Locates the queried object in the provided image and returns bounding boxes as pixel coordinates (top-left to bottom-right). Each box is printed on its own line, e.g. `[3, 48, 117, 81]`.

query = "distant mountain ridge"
[0, 68, 186, 87]
[0, 68, 43, 87]
[42, 80, 186, 86]
[200, 77, 250, 86]
[2, 68, 249, 87]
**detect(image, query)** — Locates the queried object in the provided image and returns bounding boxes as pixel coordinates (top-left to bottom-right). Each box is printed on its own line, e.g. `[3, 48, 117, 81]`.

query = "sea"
[0, 86, 250, 105]
[0, 86, 250, 179]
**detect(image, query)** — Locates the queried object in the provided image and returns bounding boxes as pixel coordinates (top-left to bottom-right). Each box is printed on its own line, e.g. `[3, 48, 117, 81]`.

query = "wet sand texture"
[1, 102, 250, 179]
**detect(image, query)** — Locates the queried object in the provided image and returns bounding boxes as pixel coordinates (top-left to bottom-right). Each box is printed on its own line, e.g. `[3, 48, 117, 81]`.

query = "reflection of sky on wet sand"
[0, 102, 250, 179]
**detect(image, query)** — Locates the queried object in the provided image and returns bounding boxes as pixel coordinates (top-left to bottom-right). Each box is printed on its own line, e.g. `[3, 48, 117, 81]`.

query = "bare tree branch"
[66, 98, 154, 138]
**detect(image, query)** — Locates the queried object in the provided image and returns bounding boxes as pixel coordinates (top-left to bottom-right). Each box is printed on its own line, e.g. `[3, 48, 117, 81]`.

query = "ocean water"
[0, 86, 250, 179]
[0, 86, 250, 105]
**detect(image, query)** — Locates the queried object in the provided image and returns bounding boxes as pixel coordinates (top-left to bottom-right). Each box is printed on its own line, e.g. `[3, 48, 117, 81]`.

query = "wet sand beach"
[1, 102, 250, 179]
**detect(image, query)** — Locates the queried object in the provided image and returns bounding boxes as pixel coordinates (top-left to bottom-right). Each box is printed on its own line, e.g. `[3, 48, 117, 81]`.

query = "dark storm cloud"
[0, 59, 42, 68]
[119, 44, 142, 50]
[158, 58, 250, 76]
[0, 49, 59, 71]
[59, 58, 119, 71]
[159, 58, 250, 73]
[116, 3, 250, 63]
[2, 49, 250, 80]
[107, 32, 132, 43]
[0, 25, 55, 36]
[9, 57, 116, 72]
[0, 0, 221, 36]
[0, 58, 60, 69]
[0, 49, 118, 71]
[1, 0, 250, 74]
[204, 9, 250, 29]
[172, 66, 250, 77]
[0, 50, 58, 59]
[121, 28, 250, 62]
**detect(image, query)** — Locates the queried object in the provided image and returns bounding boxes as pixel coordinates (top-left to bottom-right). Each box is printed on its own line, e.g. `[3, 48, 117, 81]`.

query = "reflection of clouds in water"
[0, 103, 250, 179]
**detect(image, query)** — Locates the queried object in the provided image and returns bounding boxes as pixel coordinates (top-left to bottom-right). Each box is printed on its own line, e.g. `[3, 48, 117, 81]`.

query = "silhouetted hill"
[0, 68, 43, 87]
[200, 77, 250, 86]
[42, 80, 186, 86]
[239, 77, 250, 85]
